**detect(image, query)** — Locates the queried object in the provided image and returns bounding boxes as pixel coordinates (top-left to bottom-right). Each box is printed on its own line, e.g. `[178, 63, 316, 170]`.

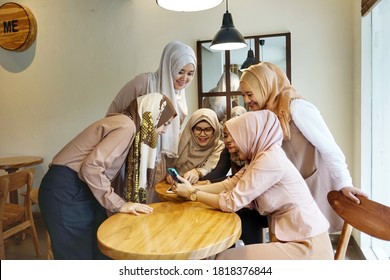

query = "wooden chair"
[0, 168, 41, 259]
[327, 190, 390, 260]
[29, 188, 53, 260]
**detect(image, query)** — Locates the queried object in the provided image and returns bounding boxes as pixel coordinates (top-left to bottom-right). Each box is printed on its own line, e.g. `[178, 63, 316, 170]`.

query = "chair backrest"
[0, 168, 40, 259]
[1, 168, 34, 192]
[327, 190, 390, 259]
[0, 168, 35, 209]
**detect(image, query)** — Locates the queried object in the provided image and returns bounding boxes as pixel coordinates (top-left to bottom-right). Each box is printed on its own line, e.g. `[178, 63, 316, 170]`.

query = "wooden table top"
[97, 201, 241, 260]
[0, 156, 43, 172]
[155, 180, 187, 202]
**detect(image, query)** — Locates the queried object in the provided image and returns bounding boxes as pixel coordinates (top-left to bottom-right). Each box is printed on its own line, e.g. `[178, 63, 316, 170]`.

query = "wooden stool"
[29, 189, 53, 260]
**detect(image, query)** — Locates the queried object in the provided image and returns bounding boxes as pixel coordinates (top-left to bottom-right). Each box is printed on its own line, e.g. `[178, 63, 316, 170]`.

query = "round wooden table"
[0, 156, 43, 173]
[97, 201, 241, 260]
[154, 180, 187, 202]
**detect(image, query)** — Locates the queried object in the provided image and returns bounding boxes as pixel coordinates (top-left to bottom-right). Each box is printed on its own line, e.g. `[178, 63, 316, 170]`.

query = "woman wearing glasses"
[166, 108, 224, 184]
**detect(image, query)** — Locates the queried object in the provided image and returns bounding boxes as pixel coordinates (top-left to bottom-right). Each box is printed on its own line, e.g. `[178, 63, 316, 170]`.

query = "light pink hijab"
[225, 110, 283, 164]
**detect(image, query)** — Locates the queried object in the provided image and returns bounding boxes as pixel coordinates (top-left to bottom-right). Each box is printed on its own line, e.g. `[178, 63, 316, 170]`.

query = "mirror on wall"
[196, 32, 291, 124]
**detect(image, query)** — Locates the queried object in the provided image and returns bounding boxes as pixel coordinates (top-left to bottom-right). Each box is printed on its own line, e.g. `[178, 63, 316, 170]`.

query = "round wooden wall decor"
[0, 2, 37, 52]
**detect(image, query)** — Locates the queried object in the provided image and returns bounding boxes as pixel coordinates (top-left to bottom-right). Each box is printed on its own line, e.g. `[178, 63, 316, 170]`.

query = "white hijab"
[147, 40, 197, 159]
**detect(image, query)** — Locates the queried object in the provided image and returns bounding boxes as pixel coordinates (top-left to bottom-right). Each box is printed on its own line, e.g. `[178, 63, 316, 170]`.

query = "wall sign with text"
[0, 2, 37, 52]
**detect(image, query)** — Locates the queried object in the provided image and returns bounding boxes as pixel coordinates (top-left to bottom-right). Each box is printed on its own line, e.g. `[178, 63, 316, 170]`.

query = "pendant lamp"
[240, 40, 258, 70]
[241, 39, 265, 70]
[156, 0, 223, 12]
[210, 0, 247, 51]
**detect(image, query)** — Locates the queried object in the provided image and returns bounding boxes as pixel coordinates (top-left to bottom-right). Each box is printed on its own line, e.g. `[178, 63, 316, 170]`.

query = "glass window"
[361, 0, 390, 260]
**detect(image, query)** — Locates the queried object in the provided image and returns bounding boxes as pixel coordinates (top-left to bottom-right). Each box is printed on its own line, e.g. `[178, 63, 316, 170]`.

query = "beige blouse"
[51, 114, 136, 212]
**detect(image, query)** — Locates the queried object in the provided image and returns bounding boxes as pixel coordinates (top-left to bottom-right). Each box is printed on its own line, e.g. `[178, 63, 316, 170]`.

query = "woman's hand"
[174, 175, 196, 199]
[166, 173, 174, 185]
[119, 202, 153, 216]
[184, 169, 199, 184]
[341, 186, 368, 204]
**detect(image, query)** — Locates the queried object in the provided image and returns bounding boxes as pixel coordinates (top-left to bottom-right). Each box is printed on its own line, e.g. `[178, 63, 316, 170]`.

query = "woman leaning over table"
[166, 108, 224, 185]
[239, 62, 367, 233]
[38, 93, 177, 260]
[174, 111, 333, 259]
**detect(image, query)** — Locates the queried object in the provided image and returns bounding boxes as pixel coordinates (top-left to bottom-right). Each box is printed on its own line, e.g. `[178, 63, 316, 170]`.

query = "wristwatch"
[189, 188, 200, 201]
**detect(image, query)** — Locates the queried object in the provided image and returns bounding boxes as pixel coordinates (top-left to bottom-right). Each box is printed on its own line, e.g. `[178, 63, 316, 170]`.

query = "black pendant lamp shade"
[241, 49, 257, 70]
[241, 39, 265, 70]
[210, 1, 247, 51]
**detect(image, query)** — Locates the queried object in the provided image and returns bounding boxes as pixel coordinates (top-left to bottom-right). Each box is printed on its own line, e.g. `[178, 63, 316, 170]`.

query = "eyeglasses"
[193, 126, 214, 136]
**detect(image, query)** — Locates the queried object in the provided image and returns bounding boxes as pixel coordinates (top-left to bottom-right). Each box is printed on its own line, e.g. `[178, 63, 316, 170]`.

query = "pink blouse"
[51, 114, 136, 212]
[218, 145, 329, 241]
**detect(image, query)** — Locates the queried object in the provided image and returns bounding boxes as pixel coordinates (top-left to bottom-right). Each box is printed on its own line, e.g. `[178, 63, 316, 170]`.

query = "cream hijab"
[240, 62, 301, 140]
[147, 40, 197, 159]
[173, 108, 223, 174]
[225, 110, 283, 166]
[123, 93, 177, 203]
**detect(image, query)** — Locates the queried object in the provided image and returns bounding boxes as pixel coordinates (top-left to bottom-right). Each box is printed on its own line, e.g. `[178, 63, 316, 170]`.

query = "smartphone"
[167, 167, 180, 183]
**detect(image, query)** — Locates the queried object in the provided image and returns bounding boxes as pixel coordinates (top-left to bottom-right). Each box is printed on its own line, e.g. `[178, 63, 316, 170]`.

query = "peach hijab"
[225, 110, 283, 165]
[240, 62, 301, 140]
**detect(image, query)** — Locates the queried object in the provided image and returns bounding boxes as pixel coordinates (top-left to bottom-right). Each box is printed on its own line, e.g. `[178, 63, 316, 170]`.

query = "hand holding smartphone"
[167, 167, 180, 182]
[167, 168, 180, 193]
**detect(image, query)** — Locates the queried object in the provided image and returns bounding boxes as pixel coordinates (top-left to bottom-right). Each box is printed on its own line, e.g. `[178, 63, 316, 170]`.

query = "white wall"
[0, 0, 360, 189]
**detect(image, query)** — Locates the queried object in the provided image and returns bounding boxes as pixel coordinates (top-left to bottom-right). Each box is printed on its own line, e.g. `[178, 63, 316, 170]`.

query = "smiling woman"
[165, 108, 225, 184]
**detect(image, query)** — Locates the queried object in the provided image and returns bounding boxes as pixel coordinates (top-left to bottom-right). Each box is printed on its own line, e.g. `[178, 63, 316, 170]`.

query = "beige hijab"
[240, 62, 301, 140]
[173, 108, 223, 174]
[148, 40, 197, 159]
[123, 93, 177, 203]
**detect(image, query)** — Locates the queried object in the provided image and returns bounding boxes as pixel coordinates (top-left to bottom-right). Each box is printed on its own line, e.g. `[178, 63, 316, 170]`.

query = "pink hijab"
[225, 110, 283, 164]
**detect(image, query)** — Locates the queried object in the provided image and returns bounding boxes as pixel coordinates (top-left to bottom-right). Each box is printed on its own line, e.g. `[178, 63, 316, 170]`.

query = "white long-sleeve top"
[290, 99, 353, 189]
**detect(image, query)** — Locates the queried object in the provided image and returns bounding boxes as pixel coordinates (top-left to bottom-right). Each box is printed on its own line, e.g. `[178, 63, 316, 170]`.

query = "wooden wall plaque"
[0, 2, 37, 52]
